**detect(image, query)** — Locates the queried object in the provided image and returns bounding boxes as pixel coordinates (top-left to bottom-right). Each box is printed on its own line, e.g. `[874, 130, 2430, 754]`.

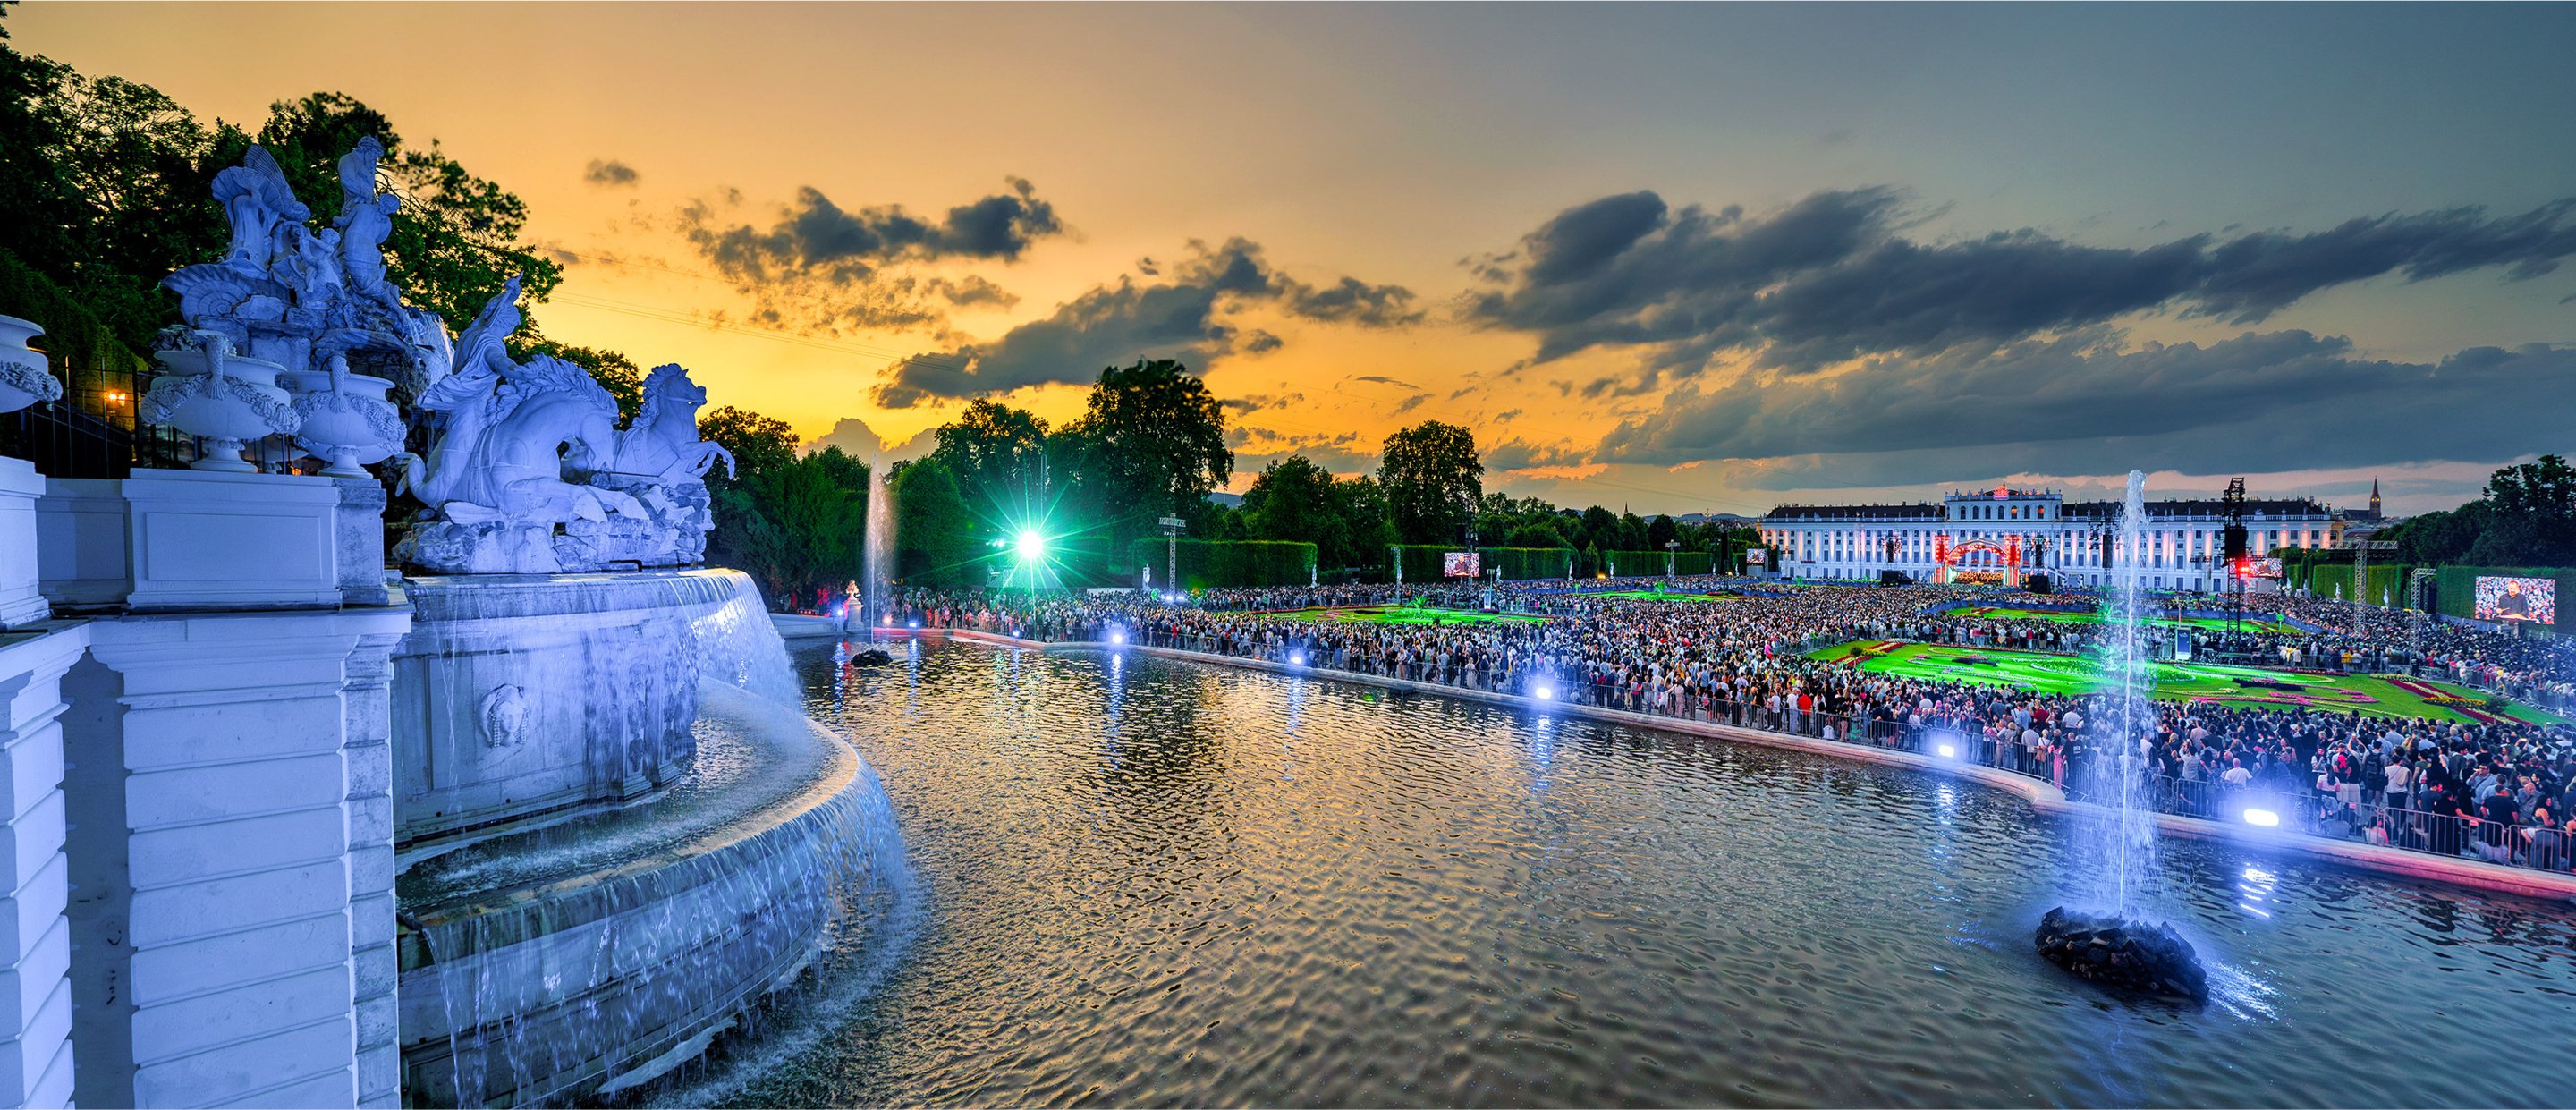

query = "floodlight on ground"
[1533, 682, 1556, 701]
[1109, 628, 1127, 646]
[2242, 808, 2281, 827]
[1291, 650, 1307, 666]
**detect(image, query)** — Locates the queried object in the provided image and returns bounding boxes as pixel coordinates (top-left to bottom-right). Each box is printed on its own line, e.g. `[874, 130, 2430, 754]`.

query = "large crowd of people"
[869, 575, 2576, 875]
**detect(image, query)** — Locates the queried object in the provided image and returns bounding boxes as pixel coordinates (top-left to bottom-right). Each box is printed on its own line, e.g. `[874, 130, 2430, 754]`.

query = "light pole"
[1665, 539, 1678, 577]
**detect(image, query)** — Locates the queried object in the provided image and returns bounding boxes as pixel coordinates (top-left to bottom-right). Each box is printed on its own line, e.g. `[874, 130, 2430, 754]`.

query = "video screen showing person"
[1443, 552, 1481, 578]
[2473, 575, 2556, 624]
[2250, 557, 2284, 579]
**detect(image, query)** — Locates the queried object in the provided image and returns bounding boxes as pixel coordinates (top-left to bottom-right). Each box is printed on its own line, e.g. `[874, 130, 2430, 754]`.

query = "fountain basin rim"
[397, 684, 860, 943]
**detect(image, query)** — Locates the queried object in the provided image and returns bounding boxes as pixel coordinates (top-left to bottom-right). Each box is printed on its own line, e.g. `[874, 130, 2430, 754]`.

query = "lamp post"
[1665, 539, 1678, 577]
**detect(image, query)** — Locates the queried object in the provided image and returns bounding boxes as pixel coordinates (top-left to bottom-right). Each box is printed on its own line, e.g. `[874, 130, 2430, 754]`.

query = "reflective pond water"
[710, 640, 2576, 1107]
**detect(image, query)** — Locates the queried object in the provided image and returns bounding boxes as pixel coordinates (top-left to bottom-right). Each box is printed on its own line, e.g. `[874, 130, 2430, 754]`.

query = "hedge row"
[1130, 538, 1318, 589]
[1385, 545, 1580, 582]
[2293, 563, 2413, 606]
[1589, 548, 1715, 577]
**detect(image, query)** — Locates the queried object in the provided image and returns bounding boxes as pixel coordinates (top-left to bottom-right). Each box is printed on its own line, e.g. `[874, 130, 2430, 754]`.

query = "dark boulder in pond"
[2035, 906, 2207, 1003]
[849, 648, 894, 667]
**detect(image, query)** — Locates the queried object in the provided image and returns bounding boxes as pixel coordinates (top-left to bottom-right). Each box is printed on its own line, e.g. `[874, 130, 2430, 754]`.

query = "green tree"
[697, 406, 799, 486]
[893, 456, 986, 589]
[929, 398, 1049, 521]
[1335, 475, 1399, 571]
[1060, 358, 1232, 564]
[1648, 513, 1679, 549]
[1378, 420, 1482, 545]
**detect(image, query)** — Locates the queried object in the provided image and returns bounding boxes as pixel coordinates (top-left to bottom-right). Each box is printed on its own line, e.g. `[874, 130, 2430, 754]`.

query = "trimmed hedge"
[1131, 538, 1318, 589]
[1589, 548, 1715, 577]
[2296, 563, 2413, 606]
[1386, 545, 1576, 582]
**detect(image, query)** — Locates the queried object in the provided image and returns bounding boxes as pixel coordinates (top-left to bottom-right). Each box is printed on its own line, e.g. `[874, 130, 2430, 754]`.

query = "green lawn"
[1946, 606, 2307, 636]
[1275, 606, 1546, 626]
[1811, 640, 2562, 725]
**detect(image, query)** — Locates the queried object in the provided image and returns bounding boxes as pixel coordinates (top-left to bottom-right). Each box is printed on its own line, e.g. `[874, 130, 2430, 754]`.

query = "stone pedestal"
[0, 623, 86, 1109]
[34, 478, 131, 611]
[0, 459, 47, 629]
[64, 608, 410, 1109]
[123, 470, 343, 613]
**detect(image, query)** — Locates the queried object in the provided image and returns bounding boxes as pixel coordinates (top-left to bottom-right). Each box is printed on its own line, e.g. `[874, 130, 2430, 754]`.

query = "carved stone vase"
[0, 314, 63, 415]
[142, 334, 301, 472]
[280, 366, 402, 478]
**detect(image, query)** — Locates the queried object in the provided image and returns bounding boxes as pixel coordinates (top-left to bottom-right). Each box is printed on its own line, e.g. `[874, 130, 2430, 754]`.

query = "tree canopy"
[1378, 419, 1483, 545]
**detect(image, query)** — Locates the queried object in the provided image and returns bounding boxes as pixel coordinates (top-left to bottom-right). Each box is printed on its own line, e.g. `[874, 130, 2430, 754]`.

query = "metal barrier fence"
[975, 622, 2576, 880]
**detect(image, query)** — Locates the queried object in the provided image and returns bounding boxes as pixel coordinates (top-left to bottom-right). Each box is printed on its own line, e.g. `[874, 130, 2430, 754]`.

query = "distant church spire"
[2370, 478, 2382, 519]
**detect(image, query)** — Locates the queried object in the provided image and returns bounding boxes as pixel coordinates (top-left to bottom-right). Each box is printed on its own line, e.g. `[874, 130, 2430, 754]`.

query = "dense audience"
[869, 576, 2576, 873]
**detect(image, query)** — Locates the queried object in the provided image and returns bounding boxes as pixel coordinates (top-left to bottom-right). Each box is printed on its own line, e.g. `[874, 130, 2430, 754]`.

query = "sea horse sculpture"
[394, 280, 643, 528]
[589, 364, 735, 484]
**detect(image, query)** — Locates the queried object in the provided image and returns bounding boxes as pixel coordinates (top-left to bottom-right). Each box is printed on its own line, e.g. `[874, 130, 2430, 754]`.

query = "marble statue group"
[154, 140, 734, 573]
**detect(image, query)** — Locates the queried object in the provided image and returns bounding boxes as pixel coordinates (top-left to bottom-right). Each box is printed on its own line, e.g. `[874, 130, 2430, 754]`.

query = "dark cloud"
[1594, 327, 2576, 486]
[1390, 393, 1429, 415]
[874, 239, 1414, 407]
[1483, 436, 1583, 472]
[1472, 188, 2576, 376]
[679, 177, 1063, 335]
[585, 158, 640, 187]
[1221, 390, 1305, 415]
[1352, 375, 1419, 388]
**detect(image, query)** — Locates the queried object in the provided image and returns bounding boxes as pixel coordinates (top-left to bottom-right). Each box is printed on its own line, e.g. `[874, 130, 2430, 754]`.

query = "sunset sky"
[19, 3, 2576, 515]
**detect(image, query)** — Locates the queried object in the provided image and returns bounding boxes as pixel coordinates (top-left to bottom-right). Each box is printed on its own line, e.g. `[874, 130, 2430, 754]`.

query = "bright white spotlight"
[1291, 651, 1307, 666]
[1533, 683, 1556, 701]
[2242, 808, 2280, 827]
[1936, 742, 1957, 758]
[1015, 529, 1046, 561]
[907, 620, 920, 630]
[1109, 628, 1127, 645]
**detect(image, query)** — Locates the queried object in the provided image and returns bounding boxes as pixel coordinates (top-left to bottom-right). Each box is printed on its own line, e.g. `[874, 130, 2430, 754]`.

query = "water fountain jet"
[2037, 470, 2208, 1001]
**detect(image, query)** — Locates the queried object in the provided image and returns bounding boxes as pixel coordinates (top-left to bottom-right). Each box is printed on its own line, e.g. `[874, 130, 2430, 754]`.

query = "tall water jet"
[864, 450, 897, 635]
[2038, 470, 2206, 1001]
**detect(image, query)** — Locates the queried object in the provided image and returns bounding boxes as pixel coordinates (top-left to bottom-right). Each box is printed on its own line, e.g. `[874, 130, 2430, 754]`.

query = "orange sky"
[17, 4, 2576, 515]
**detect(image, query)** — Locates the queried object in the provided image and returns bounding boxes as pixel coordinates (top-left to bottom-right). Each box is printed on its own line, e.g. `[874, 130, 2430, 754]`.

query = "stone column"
[68, 607, 411, 1109]
[341, 631, 402, 1110]
[0, 624, 85, 1109]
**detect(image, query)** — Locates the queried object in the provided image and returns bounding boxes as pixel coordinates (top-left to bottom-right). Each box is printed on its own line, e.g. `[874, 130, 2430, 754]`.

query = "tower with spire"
[2369, 478, 2382, 520]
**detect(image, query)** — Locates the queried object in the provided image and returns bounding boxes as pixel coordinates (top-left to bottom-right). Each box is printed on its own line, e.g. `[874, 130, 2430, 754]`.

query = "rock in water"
[2035, 906, 2209, 1003]
[850, 648, 894, 667]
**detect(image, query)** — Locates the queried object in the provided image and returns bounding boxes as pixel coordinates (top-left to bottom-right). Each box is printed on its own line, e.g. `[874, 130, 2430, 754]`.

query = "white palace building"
[1757, 485, 2344, 590]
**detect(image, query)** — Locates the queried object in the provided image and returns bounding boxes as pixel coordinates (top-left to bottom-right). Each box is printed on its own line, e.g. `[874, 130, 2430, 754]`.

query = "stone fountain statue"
[557, 363, 736, 569]
[392, 281, 735, 573]
[155, 140, 443, 472]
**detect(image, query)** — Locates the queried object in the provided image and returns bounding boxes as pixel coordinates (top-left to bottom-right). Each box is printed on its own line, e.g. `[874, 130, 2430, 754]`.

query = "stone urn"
[142, 328, 301, 472]
[0, 314, 64, 415]
[281, 360, 402, 479]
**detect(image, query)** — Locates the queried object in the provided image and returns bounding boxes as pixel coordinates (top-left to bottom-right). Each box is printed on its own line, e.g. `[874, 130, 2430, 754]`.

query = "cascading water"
[396, 571, 919, 1105]
[863, 452, 897, 635]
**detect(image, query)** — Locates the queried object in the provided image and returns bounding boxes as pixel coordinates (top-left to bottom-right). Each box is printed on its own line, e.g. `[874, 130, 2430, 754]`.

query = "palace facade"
[1757, 487, 2341, 589]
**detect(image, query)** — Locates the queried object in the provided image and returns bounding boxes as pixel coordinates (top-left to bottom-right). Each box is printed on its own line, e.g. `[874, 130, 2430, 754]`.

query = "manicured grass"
[1947, 606, 2307, 637]
[1275, 606, 1546, 626]
[1812, 640, 2563, 725]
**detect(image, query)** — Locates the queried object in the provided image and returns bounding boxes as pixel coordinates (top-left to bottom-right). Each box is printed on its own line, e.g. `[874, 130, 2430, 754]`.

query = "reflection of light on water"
[1529, 715, 1555, 792]
[2236, 864, 2276, 919]
[2203, 956, 2279, 1021]
[1935, 783, 1957, 824]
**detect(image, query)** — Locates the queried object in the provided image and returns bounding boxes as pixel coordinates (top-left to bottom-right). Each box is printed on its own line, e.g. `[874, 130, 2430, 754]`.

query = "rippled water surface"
[732, 640, 2576, 1107]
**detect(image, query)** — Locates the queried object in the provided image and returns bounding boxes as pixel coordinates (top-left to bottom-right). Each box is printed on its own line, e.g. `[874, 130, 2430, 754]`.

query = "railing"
[963, 621, 2576, 880]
